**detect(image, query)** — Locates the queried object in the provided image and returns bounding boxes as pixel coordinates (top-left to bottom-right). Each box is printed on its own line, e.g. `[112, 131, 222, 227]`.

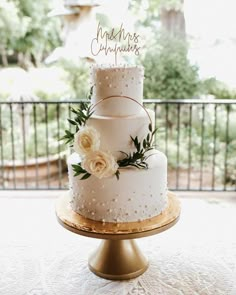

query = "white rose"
[74, 126, 100, 156]
[82, 150, 119, 179]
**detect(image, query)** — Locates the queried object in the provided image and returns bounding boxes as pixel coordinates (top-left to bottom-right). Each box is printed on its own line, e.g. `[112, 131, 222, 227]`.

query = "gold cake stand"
[56, 192, 180, 280]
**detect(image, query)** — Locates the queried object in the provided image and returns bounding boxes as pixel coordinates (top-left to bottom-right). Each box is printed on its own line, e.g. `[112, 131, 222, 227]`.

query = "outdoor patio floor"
[0, 191, 236, 295]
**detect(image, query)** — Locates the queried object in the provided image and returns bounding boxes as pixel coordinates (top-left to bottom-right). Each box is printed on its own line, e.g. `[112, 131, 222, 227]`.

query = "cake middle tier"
[86, 109, 155, 160]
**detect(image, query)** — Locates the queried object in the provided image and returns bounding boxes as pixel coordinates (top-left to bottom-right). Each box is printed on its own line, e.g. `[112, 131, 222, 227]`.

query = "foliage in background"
[158, 0, 184, 11]
[142, 35, 200, 99]
[154, 103, 236, 185]
[0, 0, 22, 65]
[129, 0, 183, 27]
[0, 0, 61, 68]
[0, 103, 69, 161]
[201, 77, 236, 99]
[58, 59, 90, 99]
[129, 0, 160, 27]
[0, 63, 90, 101]
[0, 0, 235, 190]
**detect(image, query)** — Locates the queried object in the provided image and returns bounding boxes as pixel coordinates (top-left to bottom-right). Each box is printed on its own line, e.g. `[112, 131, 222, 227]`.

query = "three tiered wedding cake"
[66, 65, 168, 223]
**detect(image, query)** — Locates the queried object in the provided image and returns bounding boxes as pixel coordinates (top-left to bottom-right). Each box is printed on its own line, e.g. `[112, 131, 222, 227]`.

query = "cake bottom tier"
[68, 151, 168, 223]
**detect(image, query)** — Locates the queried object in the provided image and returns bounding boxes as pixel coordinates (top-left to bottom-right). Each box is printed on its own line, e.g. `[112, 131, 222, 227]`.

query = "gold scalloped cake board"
[56, 191, 180, 280]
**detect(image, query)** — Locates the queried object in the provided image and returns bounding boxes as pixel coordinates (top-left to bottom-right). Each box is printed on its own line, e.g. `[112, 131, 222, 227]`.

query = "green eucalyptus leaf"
[80, 173, 91, 180]
[115, 170, 120, 180]
[67, 119, 77, 125]
[65, 129, 72, 135]
[74, 116, 82, 125]
[143, 139, 146, 148]
[65, 139, 73, 144]
[74, 172, 80, 177]
[148, 123, 153, 132]
[71, 107, 78, 114]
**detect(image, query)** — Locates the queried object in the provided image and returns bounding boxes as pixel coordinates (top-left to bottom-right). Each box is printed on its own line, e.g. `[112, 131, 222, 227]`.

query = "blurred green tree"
[129, 0, 185, 37]
[142, 35, 199, 99]
[0, 0, 62, 69]
[0, 0, 22, 66]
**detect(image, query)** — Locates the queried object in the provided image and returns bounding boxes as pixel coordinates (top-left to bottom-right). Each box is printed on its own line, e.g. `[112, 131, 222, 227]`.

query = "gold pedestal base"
[56, 192, 180, 280]
[89, 239, 148, 280]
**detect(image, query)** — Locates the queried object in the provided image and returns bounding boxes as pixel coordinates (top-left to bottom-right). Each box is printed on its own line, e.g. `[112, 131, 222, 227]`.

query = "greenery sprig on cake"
[61, 102, 94, 145]
[61, 102, 157, 180]
[118, 123, 157, 170]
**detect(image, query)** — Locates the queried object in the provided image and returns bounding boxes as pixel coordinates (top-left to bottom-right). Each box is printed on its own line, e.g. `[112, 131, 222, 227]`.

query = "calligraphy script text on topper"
[91, 23, 141, 64]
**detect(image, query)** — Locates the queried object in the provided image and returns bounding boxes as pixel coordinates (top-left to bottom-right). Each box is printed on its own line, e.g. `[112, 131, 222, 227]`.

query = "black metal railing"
[0, 99, 235, 191]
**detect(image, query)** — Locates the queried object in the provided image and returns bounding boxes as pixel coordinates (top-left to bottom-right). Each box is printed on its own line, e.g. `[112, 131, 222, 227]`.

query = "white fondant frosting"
[91, 65, 144, 116]
[68, 152, 168, 222]
[67, 64, 168, 223]
[86, 109, 154, 159]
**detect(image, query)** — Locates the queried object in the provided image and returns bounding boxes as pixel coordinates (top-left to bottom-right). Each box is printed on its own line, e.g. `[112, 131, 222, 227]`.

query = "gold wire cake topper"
[91, 22, 141, 64]
[91, 94, 153, 125]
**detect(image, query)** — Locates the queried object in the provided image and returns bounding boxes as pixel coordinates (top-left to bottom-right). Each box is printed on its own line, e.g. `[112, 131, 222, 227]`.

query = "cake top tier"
[91, 65, 144, 117]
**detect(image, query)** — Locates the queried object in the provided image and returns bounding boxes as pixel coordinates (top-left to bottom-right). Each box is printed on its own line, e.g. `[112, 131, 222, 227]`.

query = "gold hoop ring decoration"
[90, 95, 153, 126]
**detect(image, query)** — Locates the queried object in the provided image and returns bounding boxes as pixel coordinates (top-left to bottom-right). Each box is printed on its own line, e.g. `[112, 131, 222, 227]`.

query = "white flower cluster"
[74, 126, 118, 179]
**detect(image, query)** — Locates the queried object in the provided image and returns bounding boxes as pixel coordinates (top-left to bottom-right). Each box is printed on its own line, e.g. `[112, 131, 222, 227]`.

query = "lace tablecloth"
[0, 194, 236, 295]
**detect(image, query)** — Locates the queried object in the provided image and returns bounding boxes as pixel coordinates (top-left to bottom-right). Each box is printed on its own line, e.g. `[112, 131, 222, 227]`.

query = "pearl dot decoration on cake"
[68, 65, 168, 223]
